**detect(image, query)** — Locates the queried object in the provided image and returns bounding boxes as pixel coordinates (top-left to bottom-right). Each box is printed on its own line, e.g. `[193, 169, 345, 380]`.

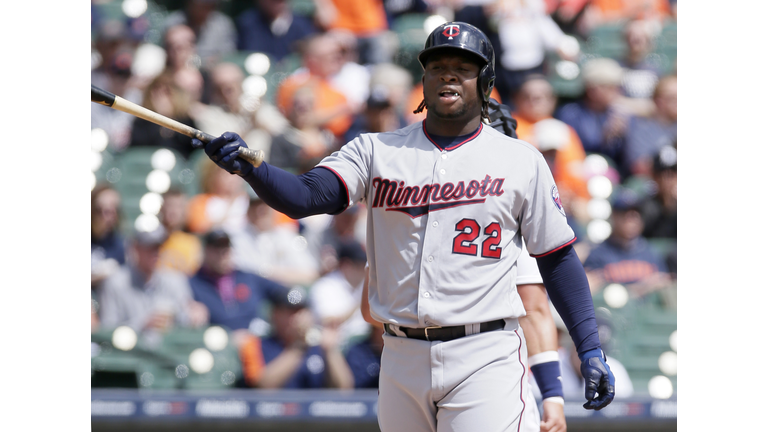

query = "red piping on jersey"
[529, 237, 577, 258]
[421, 121, 483, 151]
[515, 328, 526, 432]
[318, 166, 351, 207]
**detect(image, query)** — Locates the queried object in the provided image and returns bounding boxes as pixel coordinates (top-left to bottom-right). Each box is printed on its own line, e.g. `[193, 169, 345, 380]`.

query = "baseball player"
[196, 22, 614, 432]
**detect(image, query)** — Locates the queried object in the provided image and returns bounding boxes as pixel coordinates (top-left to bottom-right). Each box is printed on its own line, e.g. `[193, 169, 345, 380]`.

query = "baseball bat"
[90, 84, 264, 168]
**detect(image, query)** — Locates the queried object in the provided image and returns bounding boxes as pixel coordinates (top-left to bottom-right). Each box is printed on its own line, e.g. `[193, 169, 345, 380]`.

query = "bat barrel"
[91, 85, 116, 107]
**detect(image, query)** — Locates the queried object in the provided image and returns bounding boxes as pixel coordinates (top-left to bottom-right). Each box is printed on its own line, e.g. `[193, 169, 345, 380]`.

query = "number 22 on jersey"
[452, 218, 502, 259]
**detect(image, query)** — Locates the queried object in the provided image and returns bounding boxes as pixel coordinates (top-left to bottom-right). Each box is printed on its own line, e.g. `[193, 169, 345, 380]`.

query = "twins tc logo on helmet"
[442, 24, 460, 39]
[551, 185, 566, 216]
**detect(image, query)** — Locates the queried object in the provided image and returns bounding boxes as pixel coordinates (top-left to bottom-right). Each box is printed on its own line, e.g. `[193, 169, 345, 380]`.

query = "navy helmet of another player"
[414, 22, 496, 121]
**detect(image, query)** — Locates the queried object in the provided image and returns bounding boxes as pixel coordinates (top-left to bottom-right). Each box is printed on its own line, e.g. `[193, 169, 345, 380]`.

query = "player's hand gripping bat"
[90, 84, 265, 167]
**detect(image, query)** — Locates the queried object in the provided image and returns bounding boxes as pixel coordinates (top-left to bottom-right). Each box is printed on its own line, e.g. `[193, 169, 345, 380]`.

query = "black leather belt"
[384, 319, 506, 342]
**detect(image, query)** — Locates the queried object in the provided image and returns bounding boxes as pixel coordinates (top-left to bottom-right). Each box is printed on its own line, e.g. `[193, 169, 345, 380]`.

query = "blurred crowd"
[91, 0, 676, 392]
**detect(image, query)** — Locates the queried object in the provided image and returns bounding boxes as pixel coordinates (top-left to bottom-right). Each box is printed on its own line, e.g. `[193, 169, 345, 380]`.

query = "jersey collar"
[421, 121, 483, 151]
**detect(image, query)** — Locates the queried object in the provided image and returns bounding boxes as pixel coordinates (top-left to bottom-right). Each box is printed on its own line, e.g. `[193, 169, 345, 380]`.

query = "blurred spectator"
[382, 0, 429, 27]
[638, 145, 677, 239]
[275, 33, 356, 139]
[580, 0, 672, 33]
[91, 19, 142, 150]
[191, 62, 286, 161]
[189, 229, 287, 347]
[344, 85, 407, 143]
[309, 240, 371, 350]
[547, 0, 593, 38]
[229, 194, 320, 286]
[98, 227, 209, 332]
[511, 75, 590, 224]
[455, 0, 580, 106]
[128, 72, 199, 159]
[269, 86, 339, 173]
[163, 0, 237, 70]
[583, 187, 672, 296]
[620, 19, 664, 100]
[236, 0, 319, 61]
[156, 188, 203, 276]
[92, 297, 101, 333]
[531, 307, 634, 399]
[162, 24, 208, 103]
[555, 57, 629, 166]
[92, 184, 126, 288]
[623, 75, 676, 178]
[368, 62, 414, 116]
[306, 204, 367, 275]
[187, 159, 250, 234]
[239, 286, 354, 389]
[326, 29, 372, 108]
[344, 327, 384, 388]
[314, 0, 392, 65]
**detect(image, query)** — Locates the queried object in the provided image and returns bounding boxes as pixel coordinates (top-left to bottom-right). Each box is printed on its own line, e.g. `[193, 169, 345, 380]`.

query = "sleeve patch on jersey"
[551, 185, 566, 216]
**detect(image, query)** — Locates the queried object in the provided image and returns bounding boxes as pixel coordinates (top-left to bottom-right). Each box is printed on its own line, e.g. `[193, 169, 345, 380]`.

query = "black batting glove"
[192, 132, 254, 177]
[579, 348, 616, 410]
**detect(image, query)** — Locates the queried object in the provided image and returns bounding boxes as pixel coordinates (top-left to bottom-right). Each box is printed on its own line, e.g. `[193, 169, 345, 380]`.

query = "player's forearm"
[519, 310, 558, 356]
[518, 284, 559, 356]
[535, 245, 601, 355]
[360, 266, 382, 328]
[240, 164, 347, 219]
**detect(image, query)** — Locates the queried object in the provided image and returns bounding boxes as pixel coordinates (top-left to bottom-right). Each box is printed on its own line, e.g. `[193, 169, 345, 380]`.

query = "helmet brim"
[418, 46, 489, 71]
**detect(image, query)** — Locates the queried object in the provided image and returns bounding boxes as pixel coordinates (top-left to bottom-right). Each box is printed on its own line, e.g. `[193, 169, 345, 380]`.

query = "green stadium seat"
[545, 52, 585, 98]
[391, 14, 431, 84]
[583, 22, 628, 60]
[111, 147, 190, 233]
[290, 0, 316, 16]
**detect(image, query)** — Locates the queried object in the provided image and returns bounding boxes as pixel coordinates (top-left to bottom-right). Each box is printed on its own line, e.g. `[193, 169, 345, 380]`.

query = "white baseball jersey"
[318, 121, 574, 328]
[516, 240, 544, 286]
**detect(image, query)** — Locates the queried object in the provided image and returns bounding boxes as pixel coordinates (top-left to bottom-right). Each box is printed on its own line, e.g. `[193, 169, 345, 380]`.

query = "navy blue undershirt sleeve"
[240, 163, 348, 219]
[535, 244, 601, 356]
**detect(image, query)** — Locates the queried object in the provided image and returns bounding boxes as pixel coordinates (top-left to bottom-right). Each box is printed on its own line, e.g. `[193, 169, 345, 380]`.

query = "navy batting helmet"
[418, 22, 496, 104]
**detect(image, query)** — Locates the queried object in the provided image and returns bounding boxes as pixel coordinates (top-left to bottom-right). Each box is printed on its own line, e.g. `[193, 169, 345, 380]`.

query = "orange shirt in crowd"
[404, 83, 503, 125]
[240, 335, 265, 387]
[328, 0, 388, 36]
[157, 231, 203, 276]
[514, 116, 590, 200]
[590, 0, 671, 21]
[276, 73, 353, 138]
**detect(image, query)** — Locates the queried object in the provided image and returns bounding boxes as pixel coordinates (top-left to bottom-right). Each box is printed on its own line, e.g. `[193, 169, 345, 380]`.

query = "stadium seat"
[290, 0, 316, 16]
[111, 147, 190, 233]
[545, 51, 585, 98]
[391, 13, 430, 84]
[583, 22, 628, 60]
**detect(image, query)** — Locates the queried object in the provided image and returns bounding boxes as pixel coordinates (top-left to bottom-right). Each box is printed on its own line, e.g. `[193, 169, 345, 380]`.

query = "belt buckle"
[424, 326, 441, 341]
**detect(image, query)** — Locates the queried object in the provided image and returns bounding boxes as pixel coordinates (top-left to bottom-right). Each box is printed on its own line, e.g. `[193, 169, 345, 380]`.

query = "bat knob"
[237, 147, 265, 167]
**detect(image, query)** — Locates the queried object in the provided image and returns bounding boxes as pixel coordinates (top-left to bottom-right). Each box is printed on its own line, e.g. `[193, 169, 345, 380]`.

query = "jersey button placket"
[418, 153, 445, 326]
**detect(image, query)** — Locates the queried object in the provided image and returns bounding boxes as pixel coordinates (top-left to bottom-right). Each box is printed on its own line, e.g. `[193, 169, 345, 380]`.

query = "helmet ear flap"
[478, 64, 495, 103]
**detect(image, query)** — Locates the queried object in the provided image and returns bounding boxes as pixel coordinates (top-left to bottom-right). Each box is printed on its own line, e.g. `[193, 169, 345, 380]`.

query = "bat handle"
[196, 131, 218, 143]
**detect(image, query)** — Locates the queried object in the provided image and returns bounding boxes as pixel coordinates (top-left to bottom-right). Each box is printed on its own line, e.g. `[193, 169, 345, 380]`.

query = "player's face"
[422, 51, 482, 122]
